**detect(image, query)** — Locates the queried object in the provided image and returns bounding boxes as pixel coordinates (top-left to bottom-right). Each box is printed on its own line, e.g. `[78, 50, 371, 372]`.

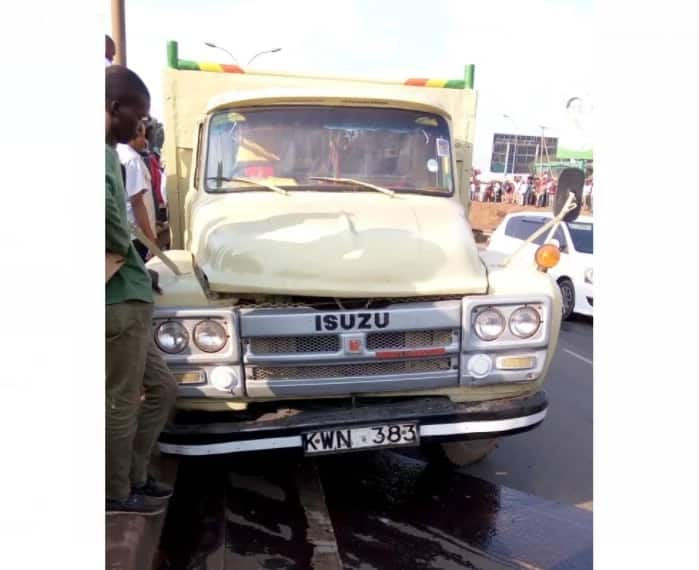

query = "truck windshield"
[204, 106, 454, 195]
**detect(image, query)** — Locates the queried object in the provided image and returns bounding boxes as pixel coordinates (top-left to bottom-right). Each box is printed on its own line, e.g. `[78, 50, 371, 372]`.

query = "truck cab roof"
[206, 86, 455, 119]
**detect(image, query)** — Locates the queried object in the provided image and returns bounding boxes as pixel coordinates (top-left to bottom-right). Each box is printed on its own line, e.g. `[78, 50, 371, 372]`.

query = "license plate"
[302, 423, 419, 455]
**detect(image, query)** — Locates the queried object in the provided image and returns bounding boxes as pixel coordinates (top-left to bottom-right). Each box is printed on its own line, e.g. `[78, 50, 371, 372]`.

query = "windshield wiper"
[206, 176, 289, 196]
[308, 176, 396, 197]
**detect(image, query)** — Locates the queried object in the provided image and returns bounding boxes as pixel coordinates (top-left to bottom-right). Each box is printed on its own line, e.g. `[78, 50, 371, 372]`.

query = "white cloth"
[116, 143, 156, 238]
[160, 167, 168, 206]
[582, 183, 592, 196]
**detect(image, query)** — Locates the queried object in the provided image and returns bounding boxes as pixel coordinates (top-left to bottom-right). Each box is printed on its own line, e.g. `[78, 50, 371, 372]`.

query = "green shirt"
[106, 144, 153, 305]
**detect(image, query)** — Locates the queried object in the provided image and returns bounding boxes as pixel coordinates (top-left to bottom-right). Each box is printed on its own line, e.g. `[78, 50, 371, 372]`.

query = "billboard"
[557, 96, 593, 160]
[490, 133, 558, 174]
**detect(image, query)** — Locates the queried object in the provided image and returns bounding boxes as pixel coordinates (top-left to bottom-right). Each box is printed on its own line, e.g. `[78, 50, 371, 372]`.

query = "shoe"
[132, 474, 173, 500]
[106, 493, 165, 516]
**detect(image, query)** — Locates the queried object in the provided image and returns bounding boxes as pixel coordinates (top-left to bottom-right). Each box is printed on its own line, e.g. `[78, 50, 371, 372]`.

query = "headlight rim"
[155, 320, 190, 354]
[473, 307, 507, 341]
[193, 319, 228, 353]
[508, 306, 542, 339]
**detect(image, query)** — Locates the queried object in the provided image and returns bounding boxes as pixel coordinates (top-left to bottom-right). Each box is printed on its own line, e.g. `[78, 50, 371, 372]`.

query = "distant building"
[489, 133, 558, 176]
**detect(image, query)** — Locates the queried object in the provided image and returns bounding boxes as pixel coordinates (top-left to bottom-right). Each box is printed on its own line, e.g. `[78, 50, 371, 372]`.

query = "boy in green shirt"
[106, 65, 176, 516]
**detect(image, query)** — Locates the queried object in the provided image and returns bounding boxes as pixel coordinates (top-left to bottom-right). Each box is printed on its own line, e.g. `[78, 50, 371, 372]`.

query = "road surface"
[461, 315, 593, 510]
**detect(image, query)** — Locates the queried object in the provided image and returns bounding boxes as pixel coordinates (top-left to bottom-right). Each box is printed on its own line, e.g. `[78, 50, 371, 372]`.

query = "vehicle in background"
[487, 212, 593, 319]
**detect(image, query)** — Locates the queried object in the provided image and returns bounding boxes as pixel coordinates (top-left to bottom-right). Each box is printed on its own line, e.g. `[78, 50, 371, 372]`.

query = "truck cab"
[148, 42, 562, 464]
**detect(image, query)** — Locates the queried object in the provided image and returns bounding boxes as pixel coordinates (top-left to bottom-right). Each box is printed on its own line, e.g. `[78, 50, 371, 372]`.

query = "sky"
[105, 0, 592, 174]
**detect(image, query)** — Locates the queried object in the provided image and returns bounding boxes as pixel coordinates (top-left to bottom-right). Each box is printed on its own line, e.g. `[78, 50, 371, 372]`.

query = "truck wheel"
[422, 439, 497, 468]
[558, 278, 575, 320]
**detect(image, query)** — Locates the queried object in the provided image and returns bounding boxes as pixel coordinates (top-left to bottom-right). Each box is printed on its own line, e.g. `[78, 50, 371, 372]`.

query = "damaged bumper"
[158, 391, 547, 456]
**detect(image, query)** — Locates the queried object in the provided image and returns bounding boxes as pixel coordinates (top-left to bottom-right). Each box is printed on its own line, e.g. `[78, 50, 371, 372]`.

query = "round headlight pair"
[155, 320, 227, 354]
[474, 307, 541, 341]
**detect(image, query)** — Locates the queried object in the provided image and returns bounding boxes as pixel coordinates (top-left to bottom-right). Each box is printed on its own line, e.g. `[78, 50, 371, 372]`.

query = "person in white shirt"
[517, 179, 528, 205]
[117, 121, 157, 261]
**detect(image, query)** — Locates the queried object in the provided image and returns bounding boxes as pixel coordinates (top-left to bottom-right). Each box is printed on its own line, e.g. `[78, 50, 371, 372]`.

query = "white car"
[486, 212, 593, 319]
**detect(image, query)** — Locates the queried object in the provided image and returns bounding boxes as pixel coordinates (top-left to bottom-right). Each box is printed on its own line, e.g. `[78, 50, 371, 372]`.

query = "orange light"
[535, 244, 561, 271]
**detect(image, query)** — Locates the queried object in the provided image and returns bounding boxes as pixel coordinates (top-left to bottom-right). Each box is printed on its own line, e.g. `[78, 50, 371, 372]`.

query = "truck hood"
[189, 191, 488, 297]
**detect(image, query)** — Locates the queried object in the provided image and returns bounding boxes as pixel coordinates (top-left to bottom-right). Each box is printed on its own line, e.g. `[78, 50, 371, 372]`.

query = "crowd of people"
[470, 170, 594, 212]
[105, 35, 176, 517]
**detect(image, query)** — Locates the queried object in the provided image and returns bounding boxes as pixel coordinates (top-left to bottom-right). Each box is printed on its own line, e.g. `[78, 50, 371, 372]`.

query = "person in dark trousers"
[105, 65, 177, 516]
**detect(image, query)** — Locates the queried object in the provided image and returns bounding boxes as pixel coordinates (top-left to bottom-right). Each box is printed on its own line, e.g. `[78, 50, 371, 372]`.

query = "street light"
[247, 48, 282, 66]
[204, 41, 240, 66]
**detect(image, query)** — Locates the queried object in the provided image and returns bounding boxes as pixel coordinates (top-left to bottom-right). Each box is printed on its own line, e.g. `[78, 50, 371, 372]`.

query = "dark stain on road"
[156, 450, 592, 569]
[319, 451, 591, 569]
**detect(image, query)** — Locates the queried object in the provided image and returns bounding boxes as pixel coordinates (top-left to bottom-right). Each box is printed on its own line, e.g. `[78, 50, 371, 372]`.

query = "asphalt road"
[461, 315, 593, 510]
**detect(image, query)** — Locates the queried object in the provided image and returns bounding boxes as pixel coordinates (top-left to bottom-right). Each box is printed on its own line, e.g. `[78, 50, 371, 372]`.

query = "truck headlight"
[509, 307, 541, 338]
[584, 268, 593, 284]
[193, 320, 227, 353]
[155, 321, 189, 354]
[474, 308, 506, 341]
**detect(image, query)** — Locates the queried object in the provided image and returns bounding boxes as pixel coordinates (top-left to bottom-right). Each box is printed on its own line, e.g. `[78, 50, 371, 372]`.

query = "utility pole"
[503, 114, 518, 176]
[503, 142, 511, 179]
[538, 124, 549, 177]
[111, 0, 126, 66]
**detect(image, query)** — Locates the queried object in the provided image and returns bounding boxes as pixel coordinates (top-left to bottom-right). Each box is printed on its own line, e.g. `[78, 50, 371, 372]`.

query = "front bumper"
[158, 391, 548, 456]
[574, 281, 594, 317]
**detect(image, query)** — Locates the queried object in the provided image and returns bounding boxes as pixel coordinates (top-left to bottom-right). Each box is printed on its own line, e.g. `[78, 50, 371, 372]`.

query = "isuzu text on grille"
[314, 312, 390, 331]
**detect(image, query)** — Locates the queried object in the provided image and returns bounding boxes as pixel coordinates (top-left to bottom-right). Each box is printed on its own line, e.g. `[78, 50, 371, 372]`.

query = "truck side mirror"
[553, 168, 585, 222]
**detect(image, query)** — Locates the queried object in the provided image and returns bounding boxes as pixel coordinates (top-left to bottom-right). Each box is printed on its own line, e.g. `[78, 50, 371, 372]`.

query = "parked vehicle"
[144, 40, 566, 466]
[487, 212, 593, 319]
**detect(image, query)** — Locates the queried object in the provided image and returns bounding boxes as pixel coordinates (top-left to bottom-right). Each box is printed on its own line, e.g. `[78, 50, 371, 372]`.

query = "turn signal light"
[535, 244, 560, 271]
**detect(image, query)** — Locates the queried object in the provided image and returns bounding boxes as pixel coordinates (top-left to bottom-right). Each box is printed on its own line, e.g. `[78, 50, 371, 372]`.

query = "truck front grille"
[366, 329, 454, 350]
[249, 335, 339, 354]
[247, 358, 453, 381]
[248, 329, 455, 356]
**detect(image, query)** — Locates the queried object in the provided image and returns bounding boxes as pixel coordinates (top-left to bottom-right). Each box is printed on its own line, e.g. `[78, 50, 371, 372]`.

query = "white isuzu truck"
[147, 41, 563, 465]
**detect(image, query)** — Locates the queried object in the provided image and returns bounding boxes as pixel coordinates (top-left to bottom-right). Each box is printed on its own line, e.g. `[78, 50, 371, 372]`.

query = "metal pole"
[503, 142, 511, 178]
[539, 127, 544, 176]
[464, 64, 475, 89]
[503, 115, 518, 175]
[111, 0, 126, 66]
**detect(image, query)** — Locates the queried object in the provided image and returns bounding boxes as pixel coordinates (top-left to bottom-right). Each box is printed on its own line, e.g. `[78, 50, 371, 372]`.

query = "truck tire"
[422, 438, 497, 468]
[558, 277, 575, 320]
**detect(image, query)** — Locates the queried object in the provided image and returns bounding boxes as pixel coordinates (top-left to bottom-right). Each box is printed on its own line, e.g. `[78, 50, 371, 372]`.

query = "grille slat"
[366, 329, 454, 350]
[248, 329, 455, 356]
[249, 335, 339, 354]
[247, 358, 452, 381]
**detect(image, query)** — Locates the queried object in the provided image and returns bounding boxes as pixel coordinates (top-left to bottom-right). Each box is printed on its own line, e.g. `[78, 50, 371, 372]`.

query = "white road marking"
[563, 349, 593, 365]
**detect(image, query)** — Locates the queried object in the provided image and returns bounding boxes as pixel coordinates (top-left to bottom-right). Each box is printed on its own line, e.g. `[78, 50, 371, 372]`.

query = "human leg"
[106, 302, 152, 501]
[129, 337, 177, 488]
